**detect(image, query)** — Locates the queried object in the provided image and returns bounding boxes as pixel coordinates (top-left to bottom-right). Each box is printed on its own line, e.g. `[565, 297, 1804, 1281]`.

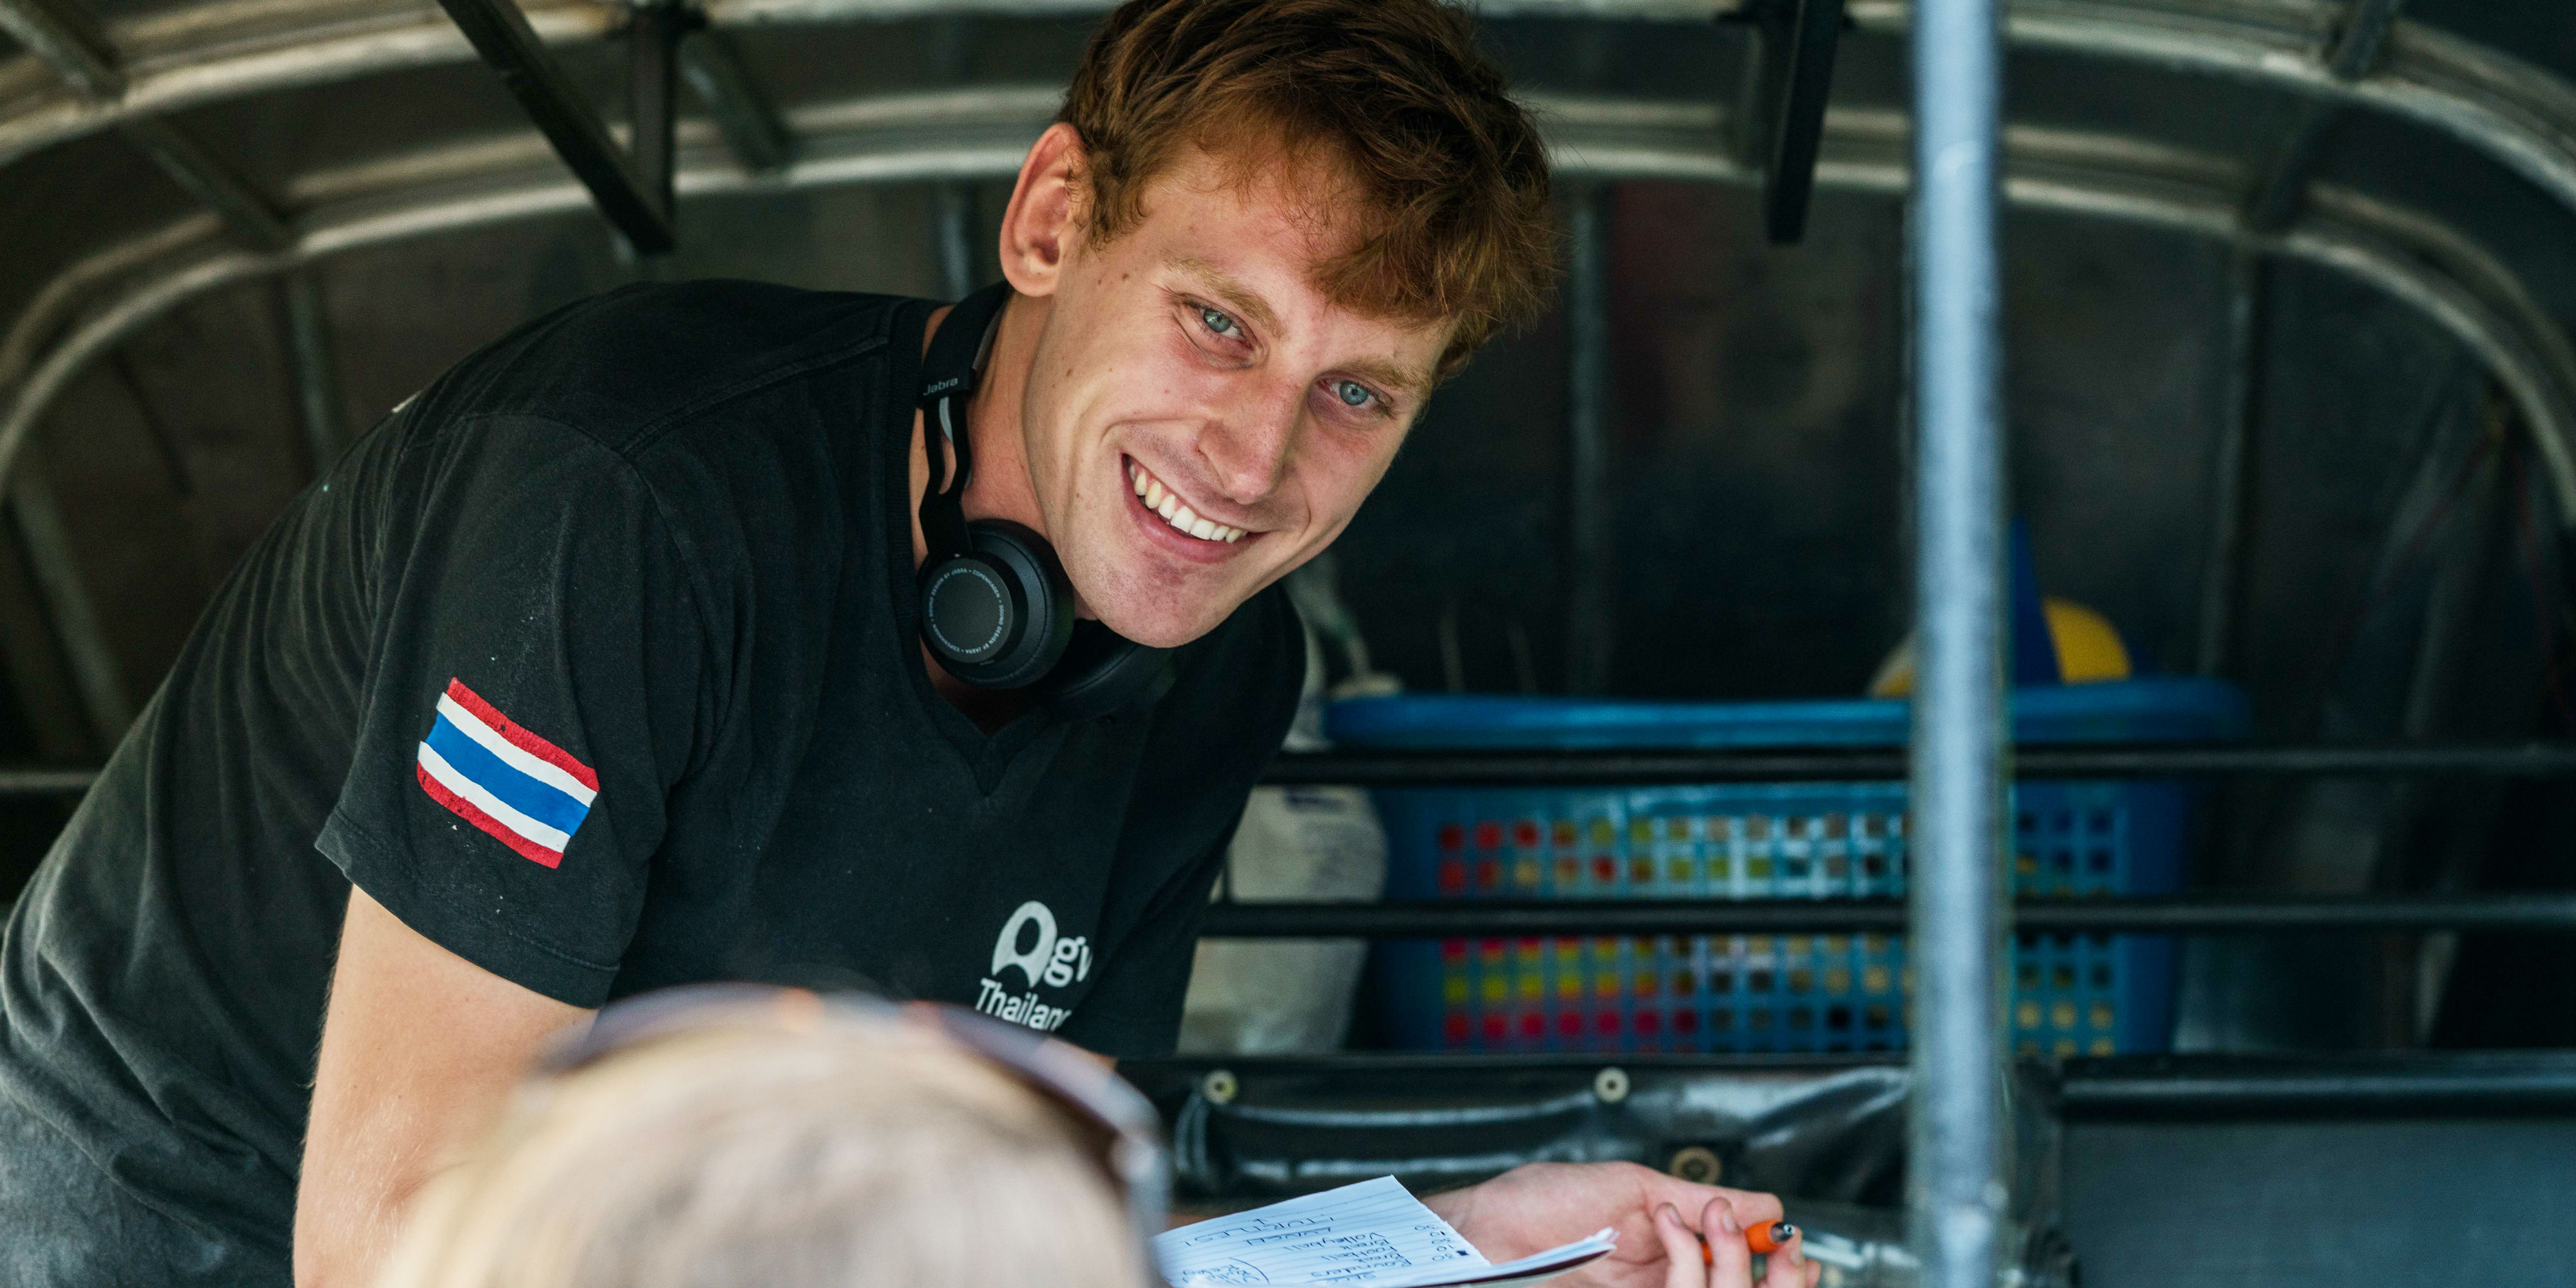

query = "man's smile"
[1124, 455, 1255, 551]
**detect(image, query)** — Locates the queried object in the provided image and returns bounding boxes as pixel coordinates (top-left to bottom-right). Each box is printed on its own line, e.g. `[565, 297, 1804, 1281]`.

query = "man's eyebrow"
[1168, 256, 1280, 333]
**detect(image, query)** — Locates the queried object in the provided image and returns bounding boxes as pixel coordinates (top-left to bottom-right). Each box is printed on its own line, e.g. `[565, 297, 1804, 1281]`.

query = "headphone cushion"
[1032, 627, 1177, 722]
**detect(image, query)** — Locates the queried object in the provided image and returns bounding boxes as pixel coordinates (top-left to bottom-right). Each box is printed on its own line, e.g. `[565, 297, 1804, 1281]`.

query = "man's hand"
[1421, 1162, 1819, 1288]
[293, 889, 591, 1287]
[1646, 1195, 1819, 1288]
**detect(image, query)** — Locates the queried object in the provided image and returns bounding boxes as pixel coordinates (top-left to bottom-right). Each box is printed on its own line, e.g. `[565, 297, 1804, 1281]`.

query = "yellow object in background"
[2041, 598, 2131, 683]
[1866, 597, 2132, 697]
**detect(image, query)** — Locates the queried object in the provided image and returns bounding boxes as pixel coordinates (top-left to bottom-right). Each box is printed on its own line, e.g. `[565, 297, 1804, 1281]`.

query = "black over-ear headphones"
[915, 283, 1176, 721]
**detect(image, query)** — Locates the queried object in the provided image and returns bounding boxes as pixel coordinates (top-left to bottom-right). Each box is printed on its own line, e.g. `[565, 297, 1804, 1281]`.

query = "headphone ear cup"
[922, 520, 1075, 689]
[1033, 627, 1177, 721]
[917, 553, 1016, 668]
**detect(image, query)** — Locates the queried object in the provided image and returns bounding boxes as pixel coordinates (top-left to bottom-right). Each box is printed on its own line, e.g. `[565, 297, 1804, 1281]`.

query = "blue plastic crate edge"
[1326, 677, 2249, 750]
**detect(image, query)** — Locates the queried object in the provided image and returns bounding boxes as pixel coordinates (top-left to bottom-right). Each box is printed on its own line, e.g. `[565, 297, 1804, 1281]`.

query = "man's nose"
[1198, 374, 1302, 502]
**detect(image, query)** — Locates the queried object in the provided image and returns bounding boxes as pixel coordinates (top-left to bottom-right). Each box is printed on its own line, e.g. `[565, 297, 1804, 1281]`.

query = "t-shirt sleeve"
[316, 412, 708, 1007]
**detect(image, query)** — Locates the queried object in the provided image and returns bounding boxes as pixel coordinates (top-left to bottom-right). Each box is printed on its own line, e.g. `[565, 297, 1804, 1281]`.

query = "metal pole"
[627, 1, 685, 237]
[8, 445, 135, 749]
[934, 183, 980, 300]
[278, 270, 344, 475]
[1564, 184, 1615, 694]
[2195, 248, 2263, 677]
[1907, 0, 2007, 1283]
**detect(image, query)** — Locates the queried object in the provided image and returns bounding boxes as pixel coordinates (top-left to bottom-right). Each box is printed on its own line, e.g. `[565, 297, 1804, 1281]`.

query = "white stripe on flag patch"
[417, 743, 574, 853]
[435, 692, 598, 806]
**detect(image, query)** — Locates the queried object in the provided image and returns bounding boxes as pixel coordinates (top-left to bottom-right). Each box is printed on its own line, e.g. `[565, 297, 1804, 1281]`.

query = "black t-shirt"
[0, 281, 1302, 1267]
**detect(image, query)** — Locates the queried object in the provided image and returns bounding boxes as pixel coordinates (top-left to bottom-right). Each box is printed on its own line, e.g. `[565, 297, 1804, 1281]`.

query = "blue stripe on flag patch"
[423, 714, 592, 836]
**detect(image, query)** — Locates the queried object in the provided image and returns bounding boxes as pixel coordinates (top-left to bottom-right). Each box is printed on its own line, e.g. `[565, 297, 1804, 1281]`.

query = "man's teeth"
[1127, 462, 1245, 543]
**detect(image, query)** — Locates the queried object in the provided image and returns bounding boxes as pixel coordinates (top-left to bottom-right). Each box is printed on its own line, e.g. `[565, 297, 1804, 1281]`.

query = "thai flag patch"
[414, 678, 598, 869]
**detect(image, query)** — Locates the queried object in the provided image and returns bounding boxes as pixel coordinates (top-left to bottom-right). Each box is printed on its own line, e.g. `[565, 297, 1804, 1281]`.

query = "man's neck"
[949, 291, 1048, 540]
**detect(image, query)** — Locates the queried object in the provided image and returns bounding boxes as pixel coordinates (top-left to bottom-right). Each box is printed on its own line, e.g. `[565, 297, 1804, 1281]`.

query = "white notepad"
[1155, 1176, 1617, 1287]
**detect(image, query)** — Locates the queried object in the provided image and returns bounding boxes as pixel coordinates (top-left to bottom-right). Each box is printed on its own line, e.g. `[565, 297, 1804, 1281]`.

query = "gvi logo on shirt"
[976, 900, 1091, 1032]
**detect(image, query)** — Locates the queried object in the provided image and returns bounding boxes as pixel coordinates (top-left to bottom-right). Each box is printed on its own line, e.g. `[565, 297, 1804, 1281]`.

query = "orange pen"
[1699, 1220, 1797, 1264]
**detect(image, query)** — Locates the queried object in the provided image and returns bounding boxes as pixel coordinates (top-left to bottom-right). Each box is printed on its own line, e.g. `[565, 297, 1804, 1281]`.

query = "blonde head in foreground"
[374, 1003, 1145, 1288]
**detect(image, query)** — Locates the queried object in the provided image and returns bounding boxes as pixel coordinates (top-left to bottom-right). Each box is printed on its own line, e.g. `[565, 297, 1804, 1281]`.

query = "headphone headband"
[917, 283, 1014, 565]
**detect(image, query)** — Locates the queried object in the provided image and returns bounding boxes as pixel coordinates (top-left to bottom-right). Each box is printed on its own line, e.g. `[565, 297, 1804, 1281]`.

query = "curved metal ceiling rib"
[1, 0, 2575, 225]
[3, 90, 2572, 521]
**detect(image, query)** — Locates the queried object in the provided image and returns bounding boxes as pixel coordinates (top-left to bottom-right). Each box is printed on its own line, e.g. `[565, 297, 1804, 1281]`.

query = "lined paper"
[1155, 1177, 1615, 1287]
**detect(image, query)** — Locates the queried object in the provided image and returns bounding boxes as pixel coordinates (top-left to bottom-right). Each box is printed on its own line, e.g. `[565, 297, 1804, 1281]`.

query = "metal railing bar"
[1196, 895, 2576, 938]
[1258, 741, 2576, 785]
[0, 766, 99, 794]
[2060, 1053, 2576, 1116]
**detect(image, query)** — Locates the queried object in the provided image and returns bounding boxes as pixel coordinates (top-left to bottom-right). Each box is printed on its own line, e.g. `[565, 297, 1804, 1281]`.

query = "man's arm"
[294, 887, 591, 1288]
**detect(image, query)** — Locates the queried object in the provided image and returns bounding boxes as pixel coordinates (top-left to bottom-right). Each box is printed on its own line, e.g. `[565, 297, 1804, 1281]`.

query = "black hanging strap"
[915, 281, 1012, 563]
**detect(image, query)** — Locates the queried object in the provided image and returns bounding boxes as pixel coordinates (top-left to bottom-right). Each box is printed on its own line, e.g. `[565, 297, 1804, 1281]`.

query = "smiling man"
[0, 2, 1808, 1286]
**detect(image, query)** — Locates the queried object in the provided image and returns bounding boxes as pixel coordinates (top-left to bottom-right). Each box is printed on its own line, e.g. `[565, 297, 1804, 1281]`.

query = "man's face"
[1015, 147, 1449, 649]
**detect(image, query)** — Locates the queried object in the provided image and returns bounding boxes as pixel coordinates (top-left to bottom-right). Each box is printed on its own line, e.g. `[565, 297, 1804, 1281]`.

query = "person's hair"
[372, 1013, 1142, 1288]
[1059, 0, 1555, 379]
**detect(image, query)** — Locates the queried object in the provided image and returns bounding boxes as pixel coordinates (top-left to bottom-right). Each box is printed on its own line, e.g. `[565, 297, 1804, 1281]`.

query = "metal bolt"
[1667, 1144, 1723, 1185]
[1201, 1068, 1238, 1105]
[1593, 1066, 1630, 1103]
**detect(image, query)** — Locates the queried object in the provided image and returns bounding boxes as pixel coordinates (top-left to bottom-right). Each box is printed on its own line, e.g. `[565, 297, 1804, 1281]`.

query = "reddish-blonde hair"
[1060, 0, 1556, 379]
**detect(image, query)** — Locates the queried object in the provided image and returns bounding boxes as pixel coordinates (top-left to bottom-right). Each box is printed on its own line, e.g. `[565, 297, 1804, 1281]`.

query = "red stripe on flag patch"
[442, 678, 598, 791]
[416, 762, 565, 869]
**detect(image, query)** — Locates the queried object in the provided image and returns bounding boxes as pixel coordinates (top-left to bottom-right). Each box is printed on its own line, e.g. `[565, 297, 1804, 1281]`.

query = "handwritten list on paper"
[1155, 1177, 1617, 1288]
[1155, 1177, 1484, 1284]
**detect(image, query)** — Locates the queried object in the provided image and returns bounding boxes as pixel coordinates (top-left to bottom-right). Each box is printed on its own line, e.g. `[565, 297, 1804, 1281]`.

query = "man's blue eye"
[1334, 381, 1374, 408]
[1200, 307, 1236, 337]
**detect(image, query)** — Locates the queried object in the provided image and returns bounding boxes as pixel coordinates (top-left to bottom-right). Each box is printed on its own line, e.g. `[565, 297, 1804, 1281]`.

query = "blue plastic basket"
[1335, 679, 2248, 1057]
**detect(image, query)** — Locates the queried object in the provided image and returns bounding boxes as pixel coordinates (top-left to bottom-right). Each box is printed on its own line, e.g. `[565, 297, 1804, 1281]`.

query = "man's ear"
[999, 122, 1086, 298]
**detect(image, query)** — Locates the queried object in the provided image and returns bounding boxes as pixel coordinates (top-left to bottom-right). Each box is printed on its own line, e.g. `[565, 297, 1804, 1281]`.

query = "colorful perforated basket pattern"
[1334, 681, 2242, 1056]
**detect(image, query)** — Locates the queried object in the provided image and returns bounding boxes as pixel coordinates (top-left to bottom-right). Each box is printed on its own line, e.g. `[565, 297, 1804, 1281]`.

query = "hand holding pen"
[1651, 1196, 1818, 1288]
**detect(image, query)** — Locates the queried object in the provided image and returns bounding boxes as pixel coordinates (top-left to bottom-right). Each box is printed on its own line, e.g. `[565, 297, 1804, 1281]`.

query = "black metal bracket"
[0, 0, 122, 99]
[2243, 0, 2410, 232]
[433, 0, 678, 254]
[627, 1, 701, 232]
[679, 28, 792, 175]
[1725, 0, 1849, 244]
